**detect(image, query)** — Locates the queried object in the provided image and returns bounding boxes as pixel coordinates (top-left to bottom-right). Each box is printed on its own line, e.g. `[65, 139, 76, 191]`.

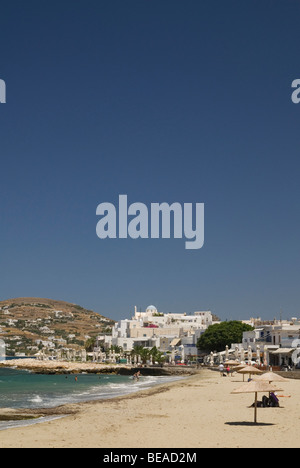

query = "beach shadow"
[248, 406, 285, 409]
[225, 421, 275, 427]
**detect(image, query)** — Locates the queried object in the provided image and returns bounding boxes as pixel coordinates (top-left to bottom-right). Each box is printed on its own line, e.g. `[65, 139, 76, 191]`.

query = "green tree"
[131, 345, 166, 365]
[131, 345, 144, 362]
[138, 347, 151, 364]
[84, 337, 96, 352]
[110, 345, 123, 354]
[150, 346, 165, 365]
[197, 321, 254, 353]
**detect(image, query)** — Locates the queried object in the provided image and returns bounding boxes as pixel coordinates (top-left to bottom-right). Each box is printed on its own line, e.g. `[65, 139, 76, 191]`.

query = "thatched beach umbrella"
[224, 360, 240, 374]
[233, 364, 247, 372]
[255, 371, 289, 393]
[255, 371, 288, 383]
[237, 365, 263, 381]
[254, 372, 289, 398]
[231, 380, 283, 423]
[224, 360, 240, 366]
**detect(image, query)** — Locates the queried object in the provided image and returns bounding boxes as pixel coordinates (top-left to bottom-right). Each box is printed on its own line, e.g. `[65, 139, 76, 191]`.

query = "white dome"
[146, 305, 157, 313]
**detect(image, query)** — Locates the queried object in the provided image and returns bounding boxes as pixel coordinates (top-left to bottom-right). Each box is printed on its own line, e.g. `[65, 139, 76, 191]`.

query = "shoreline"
[0, 368, 300, 448]
[0, 373, 192, 439]
[0, 363, 190, 426]
[0, 373, 196, 438]
[0, 358, 200, 376]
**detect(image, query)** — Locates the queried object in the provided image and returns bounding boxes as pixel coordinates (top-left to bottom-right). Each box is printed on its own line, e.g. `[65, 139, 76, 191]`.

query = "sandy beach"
[0, 368, 299, 448]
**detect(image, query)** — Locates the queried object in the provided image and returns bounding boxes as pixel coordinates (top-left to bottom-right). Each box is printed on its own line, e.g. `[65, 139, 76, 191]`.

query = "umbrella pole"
[254, 392, 258, 424]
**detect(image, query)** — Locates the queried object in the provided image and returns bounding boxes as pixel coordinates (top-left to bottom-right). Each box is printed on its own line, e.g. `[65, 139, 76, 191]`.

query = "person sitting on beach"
[260, 393, 280, 408]
[269, 392, 280, 407]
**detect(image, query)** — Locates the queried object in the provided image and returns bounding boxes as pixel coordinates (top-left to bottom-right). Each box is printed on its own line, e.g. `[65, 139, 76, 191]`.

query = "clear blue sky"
[0, 1, 300, 321]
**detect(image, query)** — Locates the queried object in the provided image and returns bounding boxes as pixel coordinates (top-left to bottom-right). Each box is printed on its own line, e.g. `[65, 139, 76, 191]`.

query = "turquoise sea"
[0, 368, 178, 430]
[0, 367, 181, 430]
[0, 367, 180, 409]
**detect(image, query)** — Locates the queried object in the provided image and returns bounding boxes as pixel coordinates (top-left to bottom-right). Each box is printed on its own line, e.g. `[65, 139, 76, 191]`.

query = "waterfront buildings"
[242, 319, 300, 368]
[208, 318, 300, 369]
[99, 304, 213, 362]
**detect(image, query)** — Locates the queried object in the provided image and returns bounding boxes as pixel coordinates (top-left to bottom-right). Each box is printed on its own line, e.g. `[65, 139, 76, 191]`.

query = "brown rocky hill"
[0, 297, 115, 356]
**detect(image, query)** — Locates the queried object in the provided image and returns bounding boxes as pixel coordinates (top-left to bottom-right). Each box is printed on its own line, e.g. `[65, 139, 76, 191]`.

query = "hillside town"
[1, 300, 300, 371]
[96, 304, 300, 369]
[0, 299, 114, 358]
[98, 305, 213, 363]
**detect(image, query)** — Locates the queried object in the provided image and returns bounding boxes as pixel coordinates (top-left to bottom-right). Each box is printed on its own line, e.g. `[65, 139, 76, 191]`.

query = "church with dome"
[133, 305, 161, 320]
[106, 303, 214, 360]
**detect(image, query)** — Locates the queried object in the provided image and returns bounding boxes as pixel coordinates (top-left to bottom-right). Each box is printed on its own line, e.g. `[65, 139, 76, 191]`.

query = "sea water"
[0, 367, 181, 430]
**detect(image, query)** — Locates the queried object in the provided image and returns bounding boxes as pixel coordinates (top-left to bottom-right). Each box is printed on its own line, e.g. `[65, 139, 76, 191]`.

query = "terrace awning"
[170, 338, 181, 347]
[269, 348, 294, 355]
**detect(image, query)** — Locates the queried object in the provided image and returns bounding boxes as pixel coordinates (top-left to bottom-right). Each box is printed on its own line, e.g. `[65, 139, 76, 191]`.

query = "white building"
[242, 321, 300, 368]
[107, 304, 212, 356]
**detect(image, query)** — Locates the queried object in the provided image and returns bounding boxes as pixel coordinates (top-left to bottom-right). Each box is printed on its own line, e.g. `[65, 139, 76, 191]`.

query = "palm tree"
[84, 337, 96, 352]
[131, 345, 165, 365]
[150, 346, 165, 365]
[110, 345, 123, 354]
[131, 345, 150, 364]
